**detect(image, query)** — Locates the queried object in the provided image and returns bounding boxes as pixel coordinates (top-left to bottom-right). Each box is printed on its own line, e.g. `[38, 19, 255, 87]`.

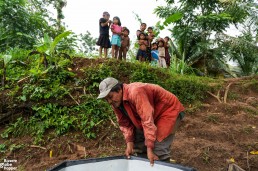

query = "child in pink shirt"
[111, 16, 122, 59]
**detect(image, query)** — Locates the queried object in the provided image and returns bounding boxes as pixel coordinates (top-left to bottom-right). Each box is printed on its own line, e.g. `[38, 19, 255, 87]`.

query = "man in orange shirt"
[97, 77, 185, 166]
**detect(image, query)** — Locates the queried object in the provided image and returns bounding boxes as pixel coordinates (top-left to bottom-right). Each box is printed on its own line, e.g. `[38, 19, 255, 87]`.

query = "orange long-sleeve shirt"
[113, 83, 185, 149]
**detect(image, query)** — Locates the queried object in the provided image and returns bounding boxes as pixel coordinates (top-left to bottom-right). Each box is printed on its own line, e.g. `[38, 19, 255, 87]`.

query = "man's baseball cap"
[97, 77, 118, 99]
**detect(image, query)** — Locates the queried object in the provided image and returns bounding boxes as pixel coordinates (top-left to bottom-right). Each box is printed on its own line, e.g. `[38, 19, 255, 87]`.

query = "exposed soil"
[71, 57, 108, 79]
[0, 58, 258, 171]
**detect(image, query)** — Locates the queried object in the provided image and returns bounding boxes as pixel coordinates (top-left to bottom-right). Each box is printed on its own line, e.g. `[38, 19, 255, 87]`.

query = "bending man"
[97, 77, 185, 165]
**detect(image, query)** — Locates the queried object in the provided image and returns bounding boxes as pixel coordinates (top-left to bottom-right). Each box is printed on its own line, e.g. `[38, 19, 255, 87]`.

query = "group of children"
[96, 11, 171, 68]
[96, 11, 130, 60]
[136, 23, 171, 68]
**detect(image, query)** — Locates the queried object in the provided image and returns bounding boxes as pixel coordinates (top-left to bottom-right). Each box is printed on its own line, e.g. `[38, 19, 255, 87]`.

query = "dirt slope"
[0, 58, 257, 171]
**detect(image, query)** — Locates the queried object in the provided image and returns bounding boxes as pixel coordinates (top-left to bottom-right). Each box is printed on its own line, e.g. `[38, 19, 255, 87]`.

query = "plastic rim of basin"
[47, 156, 197, 171]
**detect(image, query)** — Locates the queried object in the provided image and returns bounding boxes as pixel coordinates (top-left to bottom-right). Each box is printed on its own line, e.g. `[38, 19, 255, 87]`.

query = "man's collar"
[122, 83, 129, 101]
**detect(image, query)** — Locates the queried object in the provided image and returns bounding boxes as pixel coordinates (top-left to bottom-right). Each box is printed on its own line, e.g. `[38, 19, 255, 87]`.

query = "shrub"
[1, 57, 214, 144]
[82, 60, 212, 104]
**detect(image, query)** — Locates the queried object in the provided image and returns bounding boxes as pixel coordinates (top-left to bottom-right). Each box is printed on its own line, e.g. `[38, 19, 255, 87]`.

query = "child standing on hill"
[136, 23, 148, 60]
[96, 11, 112, 58]
[121, 27, 127, 40]
[164, 36, 171, 68]
[147, 27, 155, 61]
[147, 27, 155, 45]
[137, 32, 148, 62]
[139, 23, 147, 36]
[135, 23, 148, 43]
[111, 16, 122, 59]
[158, 39, 167, 68]
[119, 28, 130, 60]
[151, 42, 159, 66]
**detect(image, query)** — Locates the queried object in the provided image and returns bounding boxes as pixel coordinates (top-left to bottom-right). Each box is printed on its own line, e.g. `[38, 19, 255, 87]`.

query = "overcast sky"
[59, 0, 169, 39]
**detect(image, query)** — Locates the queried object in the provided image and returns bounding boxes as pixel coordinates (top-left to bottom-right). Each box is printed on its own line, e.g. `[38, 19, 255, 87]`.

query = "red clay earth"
[0, 58, 257, 171]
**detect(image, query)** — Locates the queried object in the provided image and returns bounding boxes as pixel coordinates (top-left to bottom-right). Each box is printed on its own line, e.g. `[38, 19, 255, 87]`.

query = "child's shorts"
[137, 49, 148, 59]
[111, 34, 121, 47]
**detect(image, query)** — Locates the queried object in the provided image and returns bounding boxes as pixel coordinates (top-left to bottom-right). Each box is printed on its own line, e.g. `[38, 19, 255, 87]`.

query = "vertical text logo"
[0, 159, 17, 170]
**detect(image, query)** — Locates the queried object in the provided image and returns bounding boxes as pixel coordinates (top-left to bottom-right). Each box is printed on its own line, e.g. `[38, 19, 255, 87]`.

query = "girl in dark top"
[96, 11, 112, 58]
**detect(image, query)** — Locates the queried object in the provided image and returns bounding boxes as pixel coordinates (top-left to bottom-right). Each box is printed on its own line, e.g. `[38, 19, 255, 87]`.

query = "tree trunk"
[43, 54, 48, 69]
[2, 67, 6, 87]
[204, 54, 208, 76]
[1, 67, 6, 113]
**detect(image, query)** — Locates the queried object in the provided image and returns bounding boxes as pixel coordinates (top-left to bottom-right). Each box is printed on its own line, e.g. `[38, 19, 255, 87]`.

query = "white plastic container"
[47, 156, 196, 171]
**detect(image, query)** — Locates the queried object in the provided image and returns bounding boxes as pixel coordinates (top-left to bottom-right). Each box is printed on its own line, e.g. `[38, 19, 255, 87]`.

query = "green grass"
[82, 59, 214, 104]
[202, 147, 211, 164]
[1, 57, 217, 144]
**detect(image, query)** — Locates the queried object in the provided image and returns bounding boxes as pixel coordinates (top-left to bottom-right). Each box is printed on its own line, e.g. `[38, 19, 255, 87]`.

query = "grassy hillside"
[0, 57, 214, 143]
[0, 57, 257, 171]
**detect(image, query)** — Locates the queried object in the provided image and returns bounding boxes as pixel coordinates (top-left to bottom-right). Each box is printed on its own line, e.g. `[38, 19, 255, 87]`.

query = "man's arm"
[131, 89, 157, 149]
[113, 108, 135, 159]
[115, 110, 135, 143]
[131, 88, 158, 165]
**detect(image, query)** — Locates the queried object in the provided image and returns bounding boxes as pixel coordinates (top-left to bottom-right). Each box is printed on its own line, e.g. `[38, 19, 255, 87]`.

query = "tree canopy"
[154, 0, 258, 76]
[0, 0, 257, 76]
[0, 0, 50, 52]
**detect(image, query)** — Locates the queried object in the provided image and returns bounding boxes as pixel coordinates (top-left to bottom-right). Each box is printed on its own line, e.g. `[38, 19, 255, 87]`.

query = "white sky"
[48, 0, 241, 65]
[60, 0, 170, 39]
[49, 0, 240, 39]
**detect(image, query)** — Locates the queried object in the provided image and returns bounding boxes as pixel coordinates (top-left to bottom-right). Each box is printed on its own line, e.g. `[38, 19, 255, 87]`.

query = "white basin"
[47, 156, 196, 171]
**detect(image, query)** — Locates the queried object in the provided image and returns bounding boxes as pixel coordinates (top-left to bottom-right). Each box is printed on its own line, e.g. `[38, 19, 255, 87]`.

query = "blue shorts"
[137, 49, 148, 59]
[111, 35, 121, 47]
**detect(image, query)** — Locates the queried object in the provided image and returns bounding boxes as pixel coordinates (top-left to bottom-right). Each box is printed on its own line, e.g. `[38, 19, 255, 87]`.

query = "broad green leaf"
[20, 95, 27, 102]
[37, 44, 48, 53]
[45, 49, 50, 56]
[43, 34, 51, 46]
[16, 32, 33, 39]
[3, 55, 12, 66]
[50, 31, 72, 54]
[197, 13, 232, 21]
[164, 12, 183, 25]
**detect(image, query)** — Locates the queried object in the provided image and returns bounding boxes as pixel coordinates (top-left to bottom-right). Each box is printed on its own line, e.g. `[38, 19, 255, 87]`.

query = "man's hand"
[147, 148, 159, 166]
[125, 142, 134, 159]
